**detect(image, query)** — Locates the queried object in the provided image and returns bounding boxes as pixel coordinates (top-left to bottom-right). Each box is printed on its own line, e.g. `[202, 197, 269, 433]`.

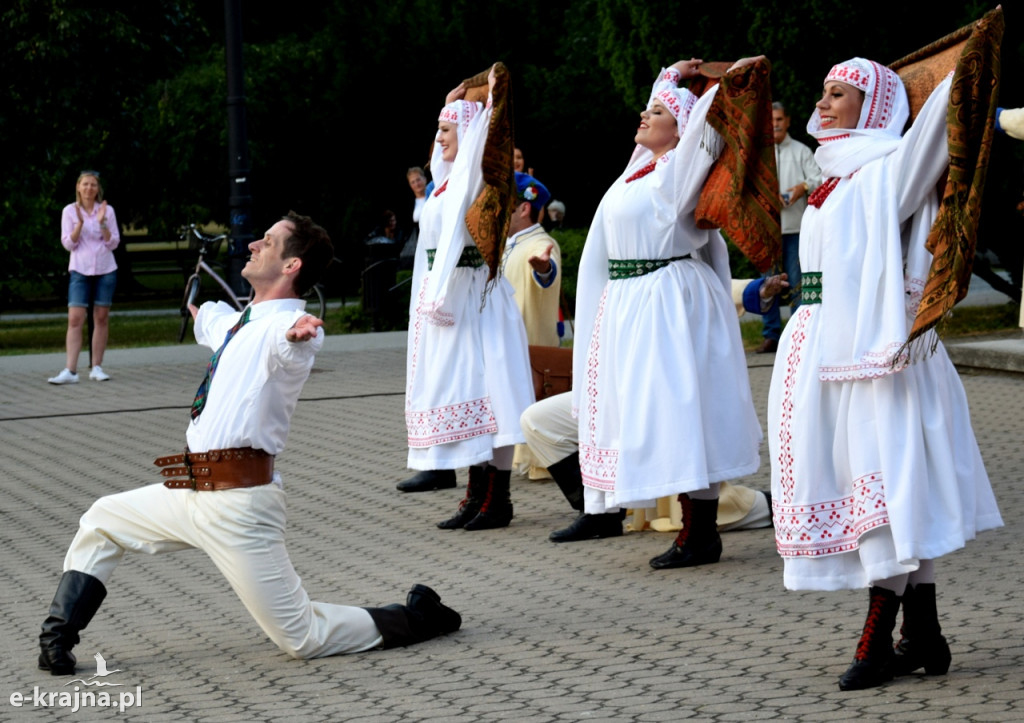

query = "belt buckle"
[182, 447, 197, 490]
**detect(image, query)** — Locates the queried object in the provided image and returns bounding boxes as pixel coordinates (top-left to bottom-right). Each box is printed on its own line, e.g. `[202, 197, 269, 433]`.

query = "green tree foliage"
[0, 0, 205, 300]
[2, 0, 1021, 305]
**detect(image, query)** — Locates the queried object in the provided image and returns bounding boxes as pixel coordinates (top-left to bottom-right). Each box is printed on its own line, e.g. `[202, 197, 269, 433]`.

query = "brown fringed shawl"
[890, 7, 1003, 348]
[460, 63, 516, 284]
[693, 59, 781, 272]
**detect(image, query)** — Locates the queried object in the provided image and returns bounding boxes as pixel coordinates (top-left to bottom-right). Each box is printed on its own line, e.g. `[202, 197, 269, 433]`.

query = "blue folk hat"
[514, 172, 550, 211]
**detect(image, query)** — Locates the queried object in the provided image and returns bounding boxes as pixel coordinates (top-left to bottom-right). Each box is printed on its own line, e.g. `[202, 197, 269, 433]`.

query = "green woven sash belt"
[801, 271, 822, 304]
[608, 255, 690, 280]
[426, 246, 485, 271]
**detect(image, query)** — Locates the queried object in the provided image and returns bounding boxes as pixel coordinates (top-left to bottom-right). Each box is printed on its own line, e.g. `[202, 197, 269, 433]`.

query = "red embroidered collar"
[433, 179, 448, 197]
[625, 162, 657, 183]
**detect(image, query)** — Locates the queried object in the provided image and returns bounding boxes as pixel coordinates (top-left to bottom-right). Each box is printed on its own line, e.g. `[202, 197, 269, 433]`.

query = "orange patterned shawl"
[460, 63, 516, 284]
[890, 7, 1003, 349]
[693, 59, 781, 273]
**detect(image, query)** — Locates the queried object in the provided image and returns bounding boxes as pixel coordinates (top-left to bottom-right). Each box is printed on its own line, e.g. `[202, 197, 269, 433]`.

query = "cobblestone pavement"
[1, 332, 1022, 722]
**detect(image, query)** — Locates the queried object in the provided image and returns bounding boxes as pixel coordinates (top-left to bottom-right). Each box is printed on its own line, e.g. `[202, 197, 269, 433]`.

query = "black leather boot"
[547, 452, 584, 511]
[437, 465, 487, 529]
[550, 510, 626, 542]
[648, 495, 722, 569]
[464, 468, 513, 531]
[397, 469, 457, 493]
[893, 582, 951, 676]
[364, 584, 462, 648]
[838, 586, 901, 691]
[38, 571, 107, 675]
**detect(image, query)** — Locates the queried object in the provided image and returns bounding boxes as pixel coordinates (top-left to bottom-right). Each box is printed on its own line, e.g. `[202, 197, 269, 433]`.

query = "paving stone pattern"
[1, 333, 1022, 722]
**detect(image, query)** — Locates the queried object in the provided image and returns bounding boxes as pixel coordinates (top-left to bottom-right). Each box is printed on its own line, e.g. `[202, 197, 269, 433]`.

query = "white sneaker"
[48, 368, 79, 385]
[89, 365, 110, 381]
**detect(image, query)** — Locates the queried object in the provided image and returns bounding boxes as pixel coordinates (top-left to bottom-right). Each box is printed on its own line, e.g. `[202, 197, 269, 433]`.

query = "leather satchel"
[528, 345, 572, 400]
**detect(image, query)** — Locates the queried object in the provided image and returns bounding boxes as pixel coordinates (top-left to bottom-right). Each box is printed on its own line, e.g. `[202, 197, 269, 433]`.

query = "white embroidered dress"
[405, 99, 533, 470]
[768, 73, 1003, 591]
[572, 76, 762, 513]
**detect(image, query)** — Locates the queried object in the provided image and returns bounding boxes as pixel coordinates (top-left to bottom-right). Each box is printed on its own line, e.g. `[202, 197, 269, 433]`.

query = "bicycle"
[177, 224, 326, 342]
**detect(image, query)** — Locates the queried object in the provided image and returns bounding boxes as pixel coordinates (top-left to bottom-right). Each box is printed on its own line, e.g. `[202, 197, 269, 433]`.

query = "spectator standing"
[49, 171, 120, 385]
[756, 101, 820, 353]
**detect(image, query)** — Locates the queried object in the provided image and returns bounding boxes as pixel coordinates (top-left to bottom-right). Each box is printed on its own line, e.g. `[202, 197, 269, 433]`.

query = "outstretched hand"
[286, 314, 324, 343]
[528, 243, 555, 274]
[760, 273, 789, 300]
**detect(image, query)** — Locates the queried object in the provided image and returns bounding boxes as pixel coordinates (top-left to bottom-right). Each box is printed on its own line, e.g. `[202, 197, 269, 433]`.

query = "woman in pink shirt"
[49, 171, 120, 384]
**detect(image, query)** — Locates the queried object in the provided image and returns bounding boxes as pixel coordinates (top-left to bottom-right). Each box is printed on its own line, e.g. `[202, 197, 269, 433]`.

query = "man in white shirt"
[756, 101, 820, 353]
[38, 212, 461, 676]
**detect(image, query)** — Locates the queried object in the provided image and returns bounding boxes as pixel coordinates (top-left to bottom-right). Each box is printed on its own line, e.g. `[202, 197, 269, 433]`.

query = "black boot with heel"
[437, 465, 488, 529]
[838, 585, 902, 691]
[464, 468, 513, 531]
[39, 571, 108, 675]
[893, 582, 951, 676]
[648, 495, 722, 569]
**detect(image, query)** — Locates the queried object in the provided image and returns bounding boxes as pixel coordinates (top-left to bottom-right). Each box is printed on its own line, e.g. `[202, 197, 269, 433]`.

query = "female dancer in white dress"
[573, 58, 763, 570]
[405, 65, 534, 530]
[767, 57, 1003, 691]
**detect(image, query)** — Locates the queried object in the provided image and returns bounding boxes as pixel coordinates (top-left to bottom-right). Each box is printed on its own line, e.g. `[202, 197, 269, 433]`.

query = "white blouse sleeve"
[887, 75, 953, 223]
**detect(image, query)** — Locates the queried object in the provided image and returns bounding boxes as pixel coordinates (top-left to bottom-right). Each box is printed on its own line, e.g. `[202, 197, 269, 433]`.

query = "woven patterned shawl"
[692, 59, 781, 273]
[890, 7, 1003, 348]
[460, 63, 516, 283]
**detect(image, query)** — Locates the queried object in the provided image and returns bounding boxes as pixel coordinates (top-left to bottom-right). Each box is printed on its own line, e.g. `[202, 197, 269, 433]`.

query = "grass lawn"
[2, 302, 1019, 357]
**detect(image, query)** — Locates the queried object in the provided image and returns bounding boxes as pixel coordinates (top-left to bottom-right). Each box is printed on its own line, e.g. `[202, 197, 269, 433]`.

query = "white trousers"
[521, 392, 771, 529]
[65, 482, 382, 659]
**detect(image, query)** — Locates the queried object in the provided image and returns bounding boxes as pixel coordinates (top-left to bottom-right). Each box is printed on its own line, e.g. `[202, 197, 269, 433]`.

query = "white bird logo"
[64, 652, 124, 688]
[90, 652, 122, 679]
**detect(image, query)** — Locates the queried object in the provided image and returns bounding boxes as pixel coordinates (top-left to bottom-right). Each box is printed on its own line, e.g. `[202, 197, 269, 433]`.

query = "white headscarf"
[808, 57, 910, 178]
[430, 99, 483, 189]
[626, 68, 700, 171]
[648, 68, 698, 139]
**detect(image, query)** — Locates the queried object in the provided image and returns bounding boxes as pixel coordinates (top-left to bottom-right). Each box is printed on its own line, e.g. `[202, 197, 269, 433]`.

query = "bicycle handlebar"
[180, 223, 229, 251]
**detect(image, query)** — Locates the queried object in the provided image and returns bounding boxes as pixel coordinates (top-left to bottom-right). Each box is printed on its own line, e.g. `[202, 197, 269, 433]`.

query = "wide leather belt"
[155, 447, 274, 490]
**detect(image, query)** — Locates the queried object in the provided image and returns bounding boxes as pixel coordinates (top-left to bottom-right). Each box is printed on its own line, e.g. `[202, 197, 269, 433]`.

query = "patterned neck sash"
[625, 162, 657, 183]
[807, 177, 841, 208]
[191, 306, 251, 420]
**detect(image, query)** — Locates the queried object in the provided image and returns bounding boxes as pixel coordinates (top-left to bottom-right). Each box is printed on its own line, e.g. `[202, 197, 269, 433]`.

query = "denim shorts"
[68, 270, 117, 308]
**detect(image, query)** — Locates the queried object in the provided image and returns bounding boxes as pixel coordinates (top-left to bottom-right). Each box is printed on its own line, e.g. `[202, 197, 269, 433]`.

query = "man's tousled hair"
[281, 210, 334, 297]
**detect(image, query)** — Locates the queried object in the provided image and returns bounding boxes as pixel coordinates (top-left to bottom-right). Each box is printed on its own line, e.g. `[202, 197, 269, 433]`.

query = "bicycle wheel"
[178, 274, 202, 343]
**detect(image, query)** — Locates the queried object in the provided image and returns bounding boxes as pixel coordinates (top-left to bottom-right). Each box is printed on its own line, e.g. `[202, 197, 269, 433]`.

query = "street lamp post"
[224, 0, 252, 295]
